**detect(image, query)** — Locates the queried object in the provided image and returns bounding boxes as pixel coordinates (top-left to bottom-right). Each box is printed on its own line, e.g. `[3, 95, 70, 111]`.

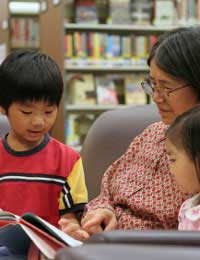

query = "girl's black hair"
[0, 49, 63, 111]
[166, 105, 200, 182]
[147, 26, 200, 100]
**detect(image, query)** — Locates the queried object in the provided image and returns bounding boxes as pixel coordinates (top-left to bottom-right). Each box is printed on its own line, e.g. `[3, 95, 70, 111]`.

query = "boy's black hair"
[0, 49, 63, 111]
[166, 105, 200, 182]
[147, 26, 200, 100]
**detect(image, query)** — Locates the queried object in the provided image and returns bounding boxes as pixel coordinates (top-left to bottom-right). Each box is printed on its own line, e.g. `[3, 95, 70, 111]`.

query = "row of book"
[64, 32, 157, 60]
[66, 73, 148, 106]
[65, 0, 200, 26]
[65, 72, 153, 147]
[10, 17, 40, 48]
[65, 114, 96, 147]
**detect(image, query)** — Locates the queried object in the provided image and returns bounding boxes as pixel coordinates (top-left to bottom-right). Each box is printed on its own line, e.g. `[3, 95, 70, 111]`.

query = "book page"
[20, 223, 56, 260]
[0, 211, 19, 221]
[22, 213, 83, 247]
[36, 216, 83, 247]
[0, 211, 83, 247]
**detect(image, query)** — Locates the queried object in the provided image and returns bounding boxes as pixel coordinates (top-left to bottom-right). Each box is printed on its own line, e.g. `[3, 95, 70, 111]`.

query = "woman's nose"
[152, 90, 165, 103]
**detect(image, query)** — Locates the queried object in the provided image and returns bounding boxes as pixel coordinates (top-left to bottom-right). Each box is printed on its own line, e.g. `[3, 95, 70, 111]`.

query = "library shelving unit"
[0, 0, 9, 58]
[63, 22, 176, 151]
[40, 0, 64, 143]
[39, 0, 191, 152]
[0, 0, 40, 54]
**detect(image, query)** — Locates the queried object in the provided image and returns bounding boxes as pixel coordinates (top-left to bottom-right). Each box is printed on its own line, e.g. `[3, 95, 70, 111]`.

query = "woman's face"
[150, 59, 199, 125]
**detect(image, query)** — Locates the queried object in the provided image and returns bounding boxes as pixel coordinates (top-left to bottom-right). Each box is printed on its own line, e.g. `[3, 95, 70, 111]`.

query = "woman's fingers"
[81, 208, 117, 234]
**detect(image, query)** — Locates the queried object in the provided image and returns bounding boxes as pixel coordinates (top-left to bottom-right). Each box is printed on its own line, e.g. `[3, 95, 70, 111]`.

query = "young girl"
[165, 105, 200, 230]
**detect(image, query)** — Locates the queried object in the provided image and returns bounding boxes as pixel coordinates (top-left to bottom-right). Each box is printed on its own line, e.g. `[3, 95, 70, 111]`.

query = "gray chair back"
[80, 104, 160, 200]
[0, 115, 10, 138]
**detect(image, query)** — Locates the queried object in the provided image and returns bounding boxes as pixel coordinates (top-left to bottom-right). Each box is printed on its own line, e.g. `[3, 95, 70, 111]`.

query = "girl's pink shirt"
[178, 193, 200, 230]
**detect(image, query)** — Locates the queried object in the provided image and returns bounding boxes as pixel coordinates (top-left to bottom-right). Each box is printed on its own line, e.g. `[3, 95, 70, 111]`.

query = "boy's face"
[5, 100, 58, 150]
[165, 138, 200, 195]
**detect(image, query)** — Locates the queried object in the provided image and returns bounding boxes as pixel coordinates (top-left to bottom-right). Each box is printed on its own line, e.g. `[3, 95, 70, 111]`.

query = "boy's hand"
[81, 208, 118, 235]
[58, 213, 89, 241]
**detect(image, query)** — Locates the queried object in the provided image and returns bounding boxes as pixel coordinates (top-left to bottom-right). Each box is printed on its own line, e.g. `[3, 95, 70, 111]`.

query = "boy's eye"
[45, 111, 53, 114]
[21, 110, 32, 115]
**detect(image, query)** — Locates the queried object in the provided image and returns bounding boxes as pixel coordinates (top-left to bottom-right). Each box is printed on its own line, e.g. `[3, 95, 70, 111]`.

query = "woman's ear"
[0, 107, 6, 115]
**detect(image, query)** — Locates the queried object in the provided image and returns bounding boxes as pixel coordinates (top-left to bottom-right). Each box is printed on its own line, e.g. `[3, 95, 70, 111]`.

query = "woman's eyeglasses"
[141, 77, 190, 97]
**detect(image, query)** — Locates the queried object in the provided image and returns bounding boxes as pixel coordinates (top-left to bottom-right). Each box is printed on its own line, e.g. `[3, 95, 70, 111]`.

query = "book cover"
[130, 0, 153, 25]
[75, 0, 98, 24]
[69, 73, 96, 105]
[96, 75, 119, 105]
[65, 115, 80, 146]
[109, 0, 131, 24]
[0, 211, 82, 259]
[124, 74, 147, 105]
[153, 0, 176, 26]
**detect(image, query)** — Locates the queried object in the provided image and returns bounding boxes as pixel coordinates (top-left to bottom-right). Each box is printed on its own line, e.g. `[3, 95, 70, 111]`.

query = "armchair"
[80, 104, 160, 200]
[0, 115, 10, 138]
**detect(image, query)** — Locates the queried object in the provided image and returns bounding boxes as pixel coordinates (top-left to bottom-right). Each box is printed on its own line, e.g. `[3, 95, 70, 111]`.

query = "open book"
[0, 211, 83, 259]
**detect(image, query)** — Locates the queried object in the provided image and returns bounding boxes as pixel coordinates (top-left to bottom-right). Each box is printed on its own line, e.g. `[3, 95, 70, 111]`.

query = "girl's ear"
[0, 107, 6, 115]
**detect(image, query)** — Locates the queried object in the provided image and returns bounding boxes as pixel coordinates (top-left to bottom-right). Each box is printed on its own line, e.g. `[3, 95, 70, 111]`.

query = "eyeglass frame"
[141, 77, 191, 97]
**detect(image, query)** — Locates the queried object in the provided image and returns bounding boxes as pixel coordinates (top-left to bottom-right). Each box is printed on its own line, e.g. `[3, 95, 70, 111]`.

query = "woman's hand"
[81, 208, 118, 235]
[58, 213, 89, 241]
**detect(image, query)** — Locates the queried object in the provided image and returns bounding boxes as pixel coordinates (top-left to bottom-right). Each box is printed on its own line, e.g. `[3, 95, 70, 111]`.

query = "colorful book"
[130, 0, 152, 25]
[109, 0, 131, 24]
[69, 73, 96, 105]
[124, 74, 147, 105]
[96, 75, 119, 105]
[75, 0, 98, 24]
[0, 211, 82, 259]
[153, 0, 176, 25]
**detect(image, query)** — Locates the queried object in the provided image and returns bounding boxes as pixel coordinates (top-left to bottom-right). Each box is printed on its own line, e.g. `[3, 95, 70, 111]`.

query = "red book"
[0, 211, 82, 259]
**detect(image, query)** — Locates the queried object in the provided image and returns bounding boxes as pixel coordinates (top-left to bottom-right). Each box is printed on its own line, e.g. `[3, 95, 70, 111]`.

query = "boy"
[0, 49, 89, 240]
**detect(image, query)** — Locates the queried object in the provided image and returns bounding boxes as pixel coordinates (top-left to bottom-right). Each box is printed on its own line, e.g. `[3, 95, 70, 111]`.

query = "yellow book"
[124, 74, 147, 105]
[93, 33, 101, 59]
[69, 73, 96, 105]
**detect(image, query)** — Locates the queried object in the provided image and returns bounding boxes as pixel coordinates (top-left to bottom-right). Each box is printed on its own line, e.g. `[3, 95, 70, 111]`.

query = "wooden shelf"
[64, 65, 149, 73]
[10, 45, 40, 49]
[10, 13, 39, 17]
[66, 104, 132, 113]
[64, 23, 178, 34]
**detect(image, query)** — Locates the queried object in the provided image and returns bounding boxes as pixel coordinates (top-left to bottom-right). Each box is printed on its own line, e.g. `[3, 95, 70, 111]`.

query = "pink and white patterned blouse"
[85, 122, 189, 230]
[178, 193, 200, 230]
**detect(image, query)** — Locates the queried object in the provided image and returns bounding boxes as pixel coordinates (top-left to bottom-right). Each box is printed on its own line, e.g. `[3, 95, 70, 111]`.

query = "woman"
[61, 27, 200, 238]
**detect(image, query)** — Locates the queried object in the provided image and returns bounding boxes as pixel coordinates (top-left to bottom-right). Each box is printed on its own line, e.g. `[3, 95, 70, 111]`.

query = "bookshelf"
[0, 0, 9, 57]
[40, 0, 200, 151]
[7, 1, 40, 52]
[10, 13, 40, 50]
[63, 22, 168, 150]
[40, 0, 64, 142]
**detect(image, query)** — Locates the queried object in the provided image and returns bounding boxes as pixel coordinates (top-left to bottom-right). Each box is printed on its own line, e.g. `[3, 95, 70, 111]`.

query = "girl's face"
[150, 59, 199, 125]
[165, 138, 200, 195]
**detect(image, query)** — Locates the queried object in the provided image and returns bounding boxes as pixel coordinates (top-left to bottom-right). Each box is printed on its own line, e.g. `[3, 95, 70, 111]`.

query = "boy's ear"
[0, 107, 6, 115]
